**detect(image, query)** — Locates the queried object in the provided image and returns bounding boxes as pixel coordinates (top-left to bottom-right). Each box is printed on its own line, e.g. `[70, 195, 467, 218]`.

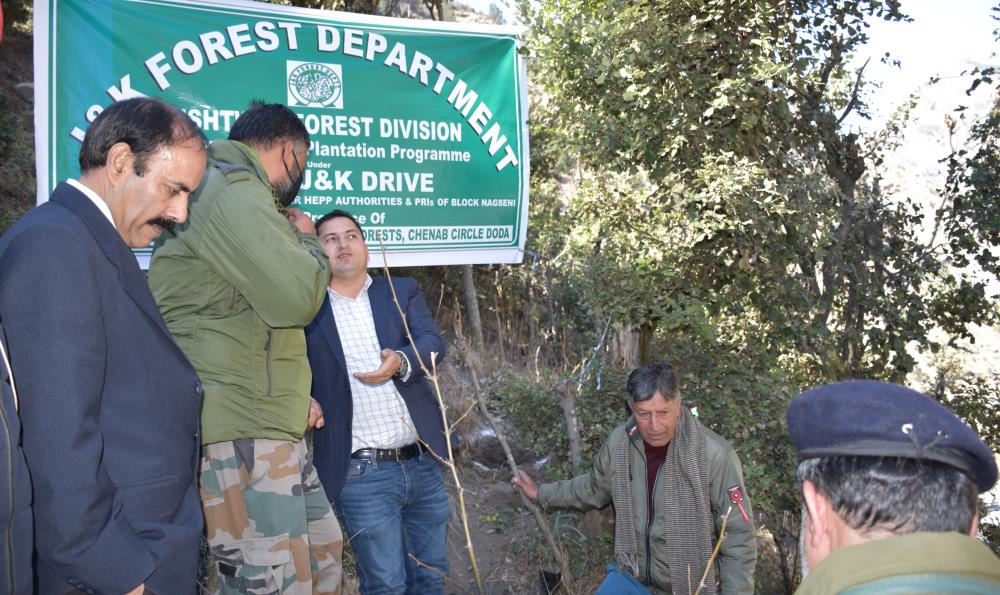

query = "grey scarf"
[613, 407, 716, 594]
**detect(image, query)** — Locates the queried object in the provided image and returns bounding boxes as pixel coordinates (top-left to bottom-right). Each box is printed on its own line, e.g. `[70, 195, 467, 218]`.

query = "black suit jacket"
[0, 184, 203, 594]
[305, 276, 447, 500]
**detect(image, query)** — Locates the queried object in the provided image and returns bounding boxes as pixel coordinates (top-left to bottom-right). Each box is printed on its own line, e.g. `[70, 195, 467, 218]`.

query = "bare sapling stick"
[378, 244, 483, 593]
[454, 337, 576, 594]
[693, 507, 732, 595]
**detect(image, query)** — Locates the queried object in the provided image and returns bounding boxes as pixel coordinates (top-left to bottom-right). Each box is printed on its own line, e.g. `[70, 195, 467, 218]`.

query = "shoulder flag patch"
[728, 485, 750, 524]
[626, 419, 639, 437]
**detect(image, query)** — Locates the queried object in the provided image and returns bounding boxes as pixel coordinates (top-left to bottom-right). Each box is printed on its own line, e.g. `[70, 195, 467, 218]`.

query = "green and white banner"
[34, 0, 529, 267]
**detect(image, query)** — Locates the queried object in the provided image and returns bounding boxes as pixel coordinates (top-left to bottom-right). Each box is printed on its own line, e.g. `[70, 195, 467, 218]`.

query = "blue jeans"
[595, 563, 651, 594]
[334, 450, 451, 595]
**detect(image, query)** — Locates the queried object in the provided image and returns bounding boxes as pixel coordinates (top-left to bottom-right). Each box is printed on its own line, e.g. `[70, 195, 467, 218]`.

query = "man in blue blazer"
[305, 209, 451, 594]
[0, 322, 31, 594]
[0, 98, 207, 594]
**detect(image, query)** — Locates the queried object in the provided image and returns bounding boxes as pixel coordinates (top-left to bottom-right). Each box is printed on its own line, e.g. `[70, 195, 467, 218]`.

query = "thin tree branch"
[694, 507, 732, 595]
[836, 57, 870, 125]
[454, 337, 576, 593]
[378, 243, 484, 593]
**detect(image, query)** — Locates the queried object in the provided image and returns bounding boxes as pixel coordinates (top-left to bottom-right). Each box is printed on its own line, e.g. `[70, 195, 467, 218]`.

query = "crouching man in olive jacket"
[513, 364, 756, 595]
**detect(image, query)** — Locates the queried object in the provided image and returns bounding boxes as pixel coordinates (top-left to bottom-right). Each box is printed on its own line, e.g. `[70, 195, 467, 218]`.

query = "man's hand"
[353, 349, 401, 385]
[511, 469, 539, 503]
[307, 397, 325, 430]
[286, 207, 317, 235]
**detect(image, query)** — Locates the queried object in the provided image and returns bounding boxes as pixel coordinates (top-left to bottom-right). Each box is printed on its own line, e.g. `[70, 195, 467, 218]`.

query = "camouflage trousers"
[201, 437, 343, 595]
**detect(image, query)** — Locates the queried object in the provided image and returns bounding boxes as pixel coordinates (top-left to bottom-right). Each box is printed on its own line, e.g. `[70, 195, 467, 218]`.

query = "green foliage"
[485, 368, 627, 479]
[265, 0, 450, 19]
[1, 0, 32, 32]
[266, 0, 378, 12]
[943, 94, 1000, 278]
[0, 107, 34, 232]
[979, 508, 1000, 556]
[520, 509, 612, 590]
[522, 0, 904, 177]
[549, 511, 613, 587]
[981, 517, 1000, 556]
[661, 332, 801, 517]
[522, 0, 986, 383]
[0, 30, 35, 235]
[921, 351, 1000, 453]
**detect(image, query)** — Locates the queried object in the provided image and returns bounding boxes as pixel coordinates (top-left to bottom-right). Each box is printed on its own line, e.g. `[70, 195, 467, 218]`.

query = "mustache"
[147, 217, 176, 232]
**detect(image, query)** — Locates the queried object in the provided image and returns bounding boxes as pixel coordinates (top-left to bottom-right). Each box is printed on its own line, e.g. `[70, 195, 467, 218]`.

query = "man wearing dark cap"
[788, 380, 1000, 594]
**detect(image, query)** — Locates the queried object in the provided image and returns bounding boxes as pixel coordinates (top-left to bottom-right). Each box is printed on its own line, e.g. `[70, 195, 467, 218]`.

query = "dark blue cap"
[787, 380, 998, 493]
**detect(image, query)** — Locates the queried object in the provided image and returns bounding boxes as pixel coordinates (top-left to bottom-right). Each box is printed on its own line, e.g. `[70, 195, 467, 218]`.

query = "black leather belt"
[351, 443, 423, 461]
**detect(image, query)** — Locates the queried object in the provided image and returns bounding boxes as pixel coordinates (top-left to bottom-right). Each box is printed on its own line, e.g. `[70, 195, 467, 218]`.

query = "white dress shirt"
[67, 179, 116, 229]
[328, 275, 418, 452]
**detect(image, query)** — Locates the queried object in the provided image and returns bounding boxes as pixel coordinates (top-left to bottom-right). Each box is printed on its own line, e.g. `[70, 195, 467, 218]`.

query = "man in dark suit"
[0, 322, 31, 594]
[0, 97, 207, 594]
[305, 209, 451, 594]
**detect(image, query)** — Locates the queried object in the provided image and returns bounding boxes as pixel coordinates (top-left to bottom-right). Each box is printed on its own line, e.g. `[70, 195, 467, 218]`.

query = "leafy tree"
[523, 0, 1000, 382]
[522, 0, 969, 377]
[941, 5, 1000, 286]
[518, 0, 1000, 585]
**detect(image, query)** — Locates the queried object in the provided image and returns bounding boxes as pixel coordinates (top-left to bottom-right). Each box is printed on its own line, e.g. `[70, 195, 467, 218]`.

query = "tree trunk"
[558, 378, 583, 474]
[610, 322, 653, 369]
[461, 264, 484, 351]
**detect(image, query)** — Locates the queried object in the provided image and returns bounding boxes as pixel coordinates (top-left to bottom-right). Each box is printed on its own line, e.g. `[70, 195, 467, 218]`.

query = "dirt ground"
[333, 422, 615, 595]
[441, 464, 557, 594]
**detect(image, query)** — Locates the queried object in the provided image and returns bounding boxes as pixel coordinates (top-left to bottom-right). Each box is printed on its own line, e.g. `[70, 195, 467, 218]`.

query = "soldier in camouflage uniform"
[150, 102, 342, 593]
[202, 439, 342, 594]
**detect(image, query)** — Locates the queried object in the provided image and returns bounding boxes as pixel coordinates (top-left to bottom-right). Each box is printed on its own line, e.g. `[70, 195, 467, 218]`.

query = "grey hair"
[625, 364, 680, 403]
[796, 456, 977, 537]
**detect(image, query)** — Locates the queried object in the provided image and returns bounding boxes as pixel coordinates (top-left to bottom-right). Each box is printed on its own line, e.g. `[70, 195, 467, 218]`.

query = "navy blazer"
[0, 323, 32, 594]
[0, 184, 204, 594]
[305, 276, 447, 500]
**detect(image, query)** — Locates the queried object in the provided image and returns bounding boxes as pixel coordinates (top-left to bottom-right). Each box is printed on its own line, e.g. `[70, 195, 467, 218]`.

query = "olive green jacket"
[795, 531, 1000, 594]
[537, 418, 757, 594]
[149, 140, 330, 445]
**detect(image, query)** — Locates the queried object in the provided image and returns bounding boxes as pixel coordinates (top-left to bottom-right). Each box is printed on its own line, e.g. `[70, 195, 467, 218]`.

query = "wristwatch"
[393, 351, 408, 379]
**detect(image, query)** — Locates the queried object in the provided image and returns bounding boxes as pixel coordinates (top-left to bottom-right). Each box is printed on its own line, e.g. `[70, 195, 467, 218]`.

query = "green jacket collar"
[208, 140, 269, 185]
[796, 531, 1000, 594]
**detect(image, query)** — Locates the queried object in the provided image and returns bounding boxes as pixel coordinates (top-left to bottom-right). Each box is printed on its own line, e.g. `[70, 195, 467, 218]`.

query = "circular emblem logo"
[288, 63, 342, 107]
